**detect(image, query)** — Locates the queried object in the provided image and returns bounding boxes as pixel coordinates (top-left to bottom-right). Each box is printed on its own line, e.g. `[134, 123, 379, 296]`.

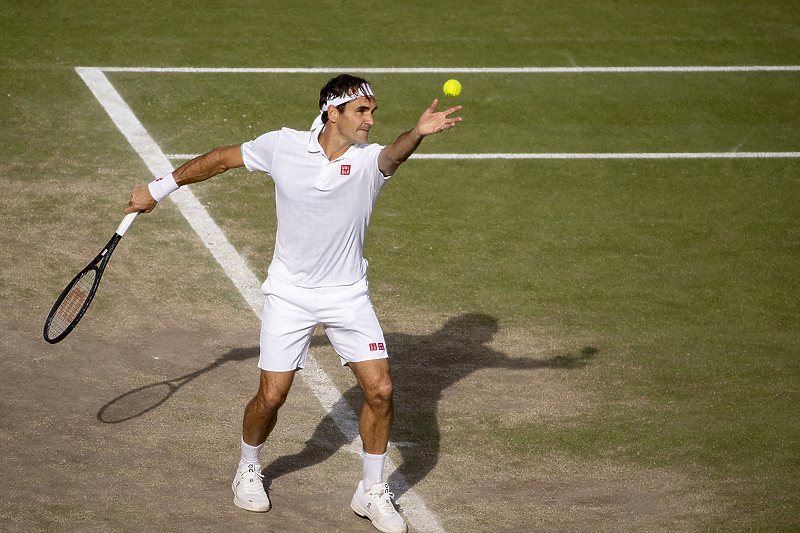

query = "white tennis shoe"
[350, 481, 408, 533]
[232, 463, 271, 512]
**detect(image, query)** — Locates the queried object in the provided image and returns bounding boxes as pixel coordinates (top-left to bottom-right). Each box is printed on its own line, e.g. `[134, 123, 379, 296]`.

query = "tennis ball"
[443, 79, 462, 98]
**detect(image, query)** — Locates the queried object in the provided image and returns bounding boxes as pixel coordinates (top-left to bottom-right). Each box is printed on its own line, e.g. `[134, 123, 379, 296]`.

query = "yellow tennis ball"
[443, 79, 462, 98]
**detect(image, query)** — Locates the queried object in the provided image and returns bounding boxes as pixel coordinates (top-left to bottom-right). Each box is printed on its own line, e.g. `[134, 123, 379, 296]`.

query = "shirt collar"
[308, 125, 324, 154]
[308, 125, 358, 161]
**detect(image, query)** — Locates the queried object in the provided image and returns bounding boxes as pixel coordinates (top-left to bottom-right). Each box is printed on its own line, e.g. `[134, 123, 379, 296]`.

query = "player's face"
[337, 96, 377, 144]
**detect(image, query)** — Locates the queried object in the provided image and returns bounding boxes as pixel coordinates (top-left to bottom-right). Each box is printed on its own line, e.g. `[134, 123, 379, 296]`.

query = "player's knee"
[256, 385, 290, 412]
[364, 379, 393, 411]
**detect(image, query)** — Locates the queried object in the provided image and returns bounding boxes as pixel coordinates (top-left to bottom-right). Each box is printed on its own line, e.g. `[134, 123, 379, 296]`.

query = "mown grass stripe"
[167, 152, 800, 160]
[91, 66, 800, 73]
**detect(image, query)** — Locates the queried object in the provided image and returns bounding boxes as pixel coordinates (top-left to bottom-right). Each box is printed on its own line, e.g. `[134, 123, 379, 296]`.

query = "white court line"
[76, 66, 445, 533]
[410, 152, 800, 159]
[167, 152, 800, 160]
[114, 65, 799, 162]
[92, 65, 800, 73]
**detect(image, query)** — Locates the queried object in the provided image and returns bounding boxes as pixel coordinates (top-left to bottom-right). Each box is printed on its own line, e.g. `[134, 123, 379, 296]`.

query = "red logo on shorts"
[369, 343, 385, 351]
[341, 165, 351, 175]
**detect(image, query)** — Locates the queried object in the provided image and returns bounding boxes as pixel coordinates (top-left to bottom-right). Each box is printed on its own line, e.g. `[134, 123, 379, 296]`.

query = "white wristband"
[148, 172, 179, 202]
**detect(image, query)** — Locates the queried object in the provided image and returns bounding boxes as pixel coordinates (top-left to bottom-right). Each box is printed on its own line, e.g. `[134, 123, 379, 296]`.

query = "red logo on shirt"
[368, 343, 385, 352]
[341, 165, 351, 175]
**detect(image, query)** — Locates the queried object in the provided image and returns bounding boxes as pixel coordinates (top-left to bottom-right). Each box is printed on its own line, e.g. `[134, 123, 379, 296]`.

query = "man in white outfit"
[125, 74, 462, 533]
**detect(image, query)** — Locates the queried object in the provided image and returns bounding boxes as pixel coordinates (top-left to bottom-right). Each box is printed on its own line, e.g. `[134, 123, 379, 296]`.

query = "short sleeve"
[241, 130, 281, 174]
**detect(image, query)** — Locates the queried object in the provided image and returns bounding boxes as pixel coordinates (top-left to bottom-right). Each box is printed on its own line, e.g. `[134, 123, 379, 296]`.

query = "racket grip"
[116, 212, 138, 236]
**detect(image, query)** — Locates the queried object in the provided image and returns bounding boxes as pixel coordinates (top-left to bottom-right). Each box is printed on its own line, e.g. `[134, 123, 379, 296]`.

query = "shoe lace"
[374, 484, 399, 514]
[241, 466, 265, 493]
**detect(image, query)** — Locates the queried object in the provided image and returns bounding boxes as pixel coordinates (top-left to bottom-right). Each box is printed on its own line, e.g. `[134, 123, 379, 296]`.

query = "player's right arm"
[124, 144, 244, 214]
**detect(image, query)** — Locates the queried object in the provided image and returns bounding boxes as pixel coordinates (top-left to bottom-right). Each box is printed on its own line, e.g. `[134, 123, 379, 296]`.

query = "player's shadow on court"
[262, 312, 596, 498]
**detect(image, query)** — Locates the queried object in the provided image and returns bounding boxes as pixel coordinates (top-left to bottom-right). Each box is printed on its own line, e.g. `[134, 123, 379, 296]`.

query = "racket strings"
[46, 269, 97, 339]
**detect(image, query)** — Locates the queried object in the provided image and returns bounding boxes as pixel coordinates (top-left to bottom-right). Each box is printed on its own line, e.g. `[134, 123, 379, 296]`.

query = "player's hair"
[319, 74, 372, 124]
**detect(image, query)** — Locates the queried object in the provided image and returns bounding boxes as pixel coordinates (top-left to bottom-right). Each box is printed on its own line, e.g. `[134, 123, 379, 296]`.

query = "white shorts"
[258, 275, 388, 372]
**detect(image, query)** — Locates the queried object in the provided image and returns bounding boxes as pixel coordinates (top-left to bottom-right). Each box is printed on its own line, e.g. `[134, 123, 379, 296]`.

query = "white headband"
[319, 84, 374, 112]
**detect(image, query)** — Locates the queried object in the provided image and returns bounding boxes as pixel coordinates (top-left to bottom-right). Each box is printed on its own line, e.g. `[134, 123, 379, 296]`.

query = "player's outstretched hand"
[123, 184, 157, 214]
[417, 99, 462, 136]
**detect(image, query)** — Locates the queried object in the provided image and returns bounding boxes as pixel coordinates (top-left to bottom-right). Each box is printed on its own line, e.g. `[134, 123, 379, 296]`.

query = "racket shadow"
[97, 346, 258, 424]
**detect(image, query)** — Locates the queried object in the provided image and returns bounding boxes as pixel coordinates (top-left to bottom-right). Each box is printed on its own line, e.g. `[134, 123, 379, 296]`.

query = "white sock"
[361, 450, 386, 490]
[239, 437, 265, 469]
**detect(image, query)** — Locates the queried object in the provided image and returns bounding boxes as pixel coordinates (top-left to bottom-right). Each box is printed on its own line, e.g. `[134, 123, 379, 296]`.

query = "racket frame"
[43, 212, 137, 344]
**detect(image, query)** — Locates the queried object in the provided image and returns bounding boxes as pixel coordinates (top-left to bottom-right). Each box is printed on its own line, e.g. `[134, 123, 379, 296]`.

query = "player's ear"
[327, 105, 339, 123]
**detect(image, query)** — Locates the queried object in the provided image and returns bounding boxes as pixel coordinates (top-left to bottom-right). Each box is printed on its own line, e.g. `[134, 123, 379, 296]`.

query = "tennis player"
[125, 74, 461, 533]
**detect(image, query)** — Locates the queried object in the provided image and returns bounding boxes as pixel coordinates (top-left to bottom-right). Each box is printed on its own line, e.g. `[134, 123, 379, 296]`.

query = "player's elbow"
[378, 150, 403, 176]
[212, 144, 245, 174]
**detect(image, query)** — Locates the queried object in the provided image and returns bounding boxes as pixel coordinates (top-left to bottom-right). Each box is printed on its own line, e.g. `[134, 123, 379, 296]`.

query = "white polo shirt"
[241, 127, 391, 288]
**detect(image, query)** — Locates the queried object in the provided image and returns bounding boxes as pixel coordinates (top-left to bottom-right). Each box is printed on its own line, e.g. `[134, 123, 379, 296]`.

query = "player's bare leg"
[348, 359, 407, 533]
[349, 358, 394, 454]
[243, 369, 296, 446]
[233, 369, 295, 513]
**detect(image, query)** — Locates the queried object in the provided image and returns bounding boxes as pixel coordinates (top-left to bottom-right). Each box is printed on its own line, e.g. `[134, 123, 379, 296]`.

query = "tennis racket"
[43, 212, 138, 344]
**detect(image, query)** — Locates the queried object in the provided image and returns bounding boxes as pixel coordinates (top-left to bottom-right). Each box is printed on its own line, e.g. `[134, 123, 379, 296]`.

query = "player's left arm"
[378, 100, 462, 177]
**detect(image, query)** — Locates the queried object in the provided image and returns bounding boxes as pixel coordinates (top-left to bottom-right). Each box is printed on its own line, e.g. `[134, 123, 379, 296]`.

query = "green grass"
[370, 156, 799, 528]
[3, 0, 800, 530]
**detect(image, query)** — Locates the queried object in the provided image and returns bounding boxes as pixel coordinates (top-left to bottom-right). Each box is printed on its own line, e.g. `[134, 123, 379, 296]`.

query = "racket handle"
[116, 212, 138, 236]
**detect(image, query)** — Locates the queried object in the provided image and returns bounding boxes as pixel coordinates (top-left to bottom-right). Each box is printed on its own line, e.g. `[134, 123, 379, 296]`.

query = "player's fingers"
[124, 193, 137, 214]
[440, 116, 462, 131]
[126, 185, 157, 213]
[123, 204, 151, 214]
